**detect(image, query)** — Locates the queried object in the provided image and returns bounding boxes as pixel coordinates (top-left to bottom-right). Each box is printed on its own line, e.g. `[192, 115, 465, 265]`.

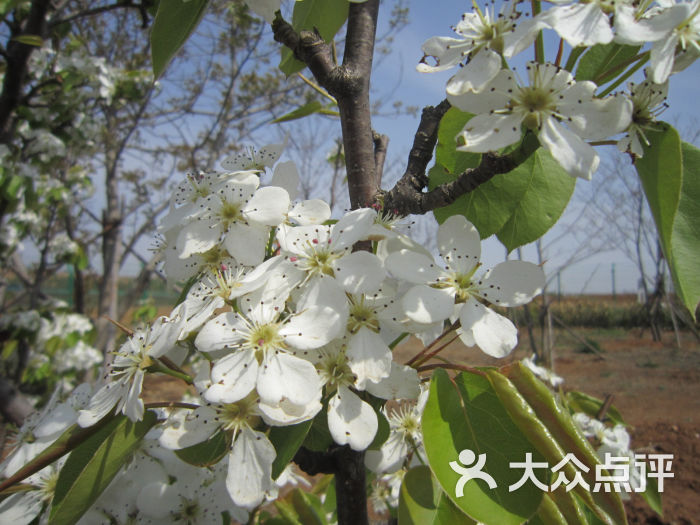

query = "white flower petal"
[539, 117, 599, 180]
[365, 432, 409, 474]
[477, 260, 544, 307]
[365, 362, 421, 400]
[334, 251, 385, 294]
[402, 285, 455, 324]
[176, 219, 221, 259]
[457, 112, 523, 153]
[243, 186, 290, 226]
[227, 428, 277, 509]
[281, 306, 343, 349]
[438, 215, 481, 274]
[270, 160, 300, 201]
[327, 386, 378, 451]
[257, 352, 321, 406]
[195, 312, 246, 353]
[416, 36, 467, 72]
[446, 49, 502, 95]
[77, 378, 128, 427]
[385, 249, 440, 284]
[346, 327, 392, 389]
[137, 481, 179, 518]
[650, 33, 680, 84]
[258, 394, 322, 426]
[159, 407, 219, 449]
[205, 350, 258, 404]
[447, 69, 516, 114]
[0, 492, 43, 525]
[329, 208, 376, 251]
[459, 297, 518, 358]
[289, 199, 331, 225]
[223, 222, 268, 266]
[540, 3, 613, 47]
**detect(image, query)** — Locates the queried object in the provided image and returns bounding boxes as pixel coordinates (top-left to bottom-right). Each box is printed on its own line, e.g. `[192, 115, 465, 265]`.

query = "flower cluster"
[45, 142, 545, 513]
[419, 0, 698, 173]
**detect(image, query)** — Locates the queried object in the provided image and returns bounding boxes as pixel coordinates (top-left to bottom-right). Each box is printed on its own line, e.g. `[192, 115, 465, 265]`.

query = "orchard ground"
[142, 295, 700, 525]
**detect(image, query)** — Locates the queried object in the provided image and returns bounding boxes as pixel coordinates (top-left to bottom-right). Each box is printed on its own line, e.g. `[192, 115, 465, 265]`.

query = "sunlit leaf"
[279, 0, 350, 76]
[150, 0, 209, 79]
[575, 42, 642, 86]
[49, 412, 158, 525]
[422, 369, 545, 525]
[175, 430, 230, 467]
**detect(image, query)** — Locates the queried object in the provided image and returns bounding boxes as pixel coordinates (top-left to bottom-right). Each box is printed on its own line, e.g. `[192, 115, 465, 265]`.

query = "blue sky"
[366, 1, 700, 294]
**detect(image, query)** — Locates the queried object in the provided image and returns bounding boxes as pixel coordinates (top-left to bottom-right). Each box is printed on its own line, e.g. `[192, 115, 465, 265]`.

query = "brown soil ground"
[392, 327, 700, 525]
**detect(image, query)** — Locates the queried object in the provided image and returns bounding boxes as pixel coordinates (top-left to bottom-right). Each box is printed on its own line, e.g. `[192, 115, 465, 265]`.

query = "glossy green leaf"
[640, 469, 663, 517]
[175, 430, 230, 467]
[422, 368, 545, 525]
[12, 34, 43, 46]
[531, 494, 568, 525]
[548, 488, 589, 525]
[434, 108, 481, 175]
[495, 148, 576, 252]
[49, 412, 158, 525]
[635, 123, 681, 272]
[290, 489, 327, 525]
[636, 124, 700, 318]
[669, 141, 700, 319]
[565, 392, 624, 426]
[279, 0, 350, 76]
[502, 364, 627, 525]
[398, 465, 440, 524]
[575, 43, 642, 85]
[434, 490, 479, 525]
[272, 101, 335, 123]
[302, 409, 333, 452]
[268, 419, 313, 479]
[150, 0, 209, 79]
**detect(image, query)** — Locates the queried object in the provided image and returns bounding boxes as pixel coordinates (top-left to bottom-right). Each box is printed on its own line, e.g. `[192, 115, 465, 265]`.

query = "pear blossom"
[537, 0, 619, 47]
[78, 312, 184, 426]
[220, 138, 286, 172]
[417, 0, 540, 93]
[618, 78, 669, 157]
[278, 207, 385, 295]
[365, 386, 429, 474]
[175, 173, 290, 265]
[448, 62, 632, 179]
[386, 215, 544, 358]
[159, 395, 278, 509]
[522, 354, 564, 387]
[615, 1, 698, 83]
[194, 277, 343, 408]
[0, 461, 64, 525]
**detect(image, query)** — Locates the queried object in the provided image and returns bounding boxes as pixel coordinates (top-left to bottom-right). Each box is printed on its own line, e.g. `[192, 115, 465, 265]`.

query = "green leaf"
[150, 0, 209, 79]
[501, 364, 627, 525]
[272, 101, 328, 123]
[669, 141, 700, 318]
[565, 391, 625, 426]
[434, 108, 481, 176]
[398, 465, 440, 524]
[434, 490, 479, 525]
[175, 430, 230, 467]
[289, 489, 327, 525]
[575, 43, 642, 85]
[635, 124, 700, 318]
[531, 494, 568, 525]
[279, 0, 350, 76]
[422, 369, 545, 525]
[494, 148, 576, 251]
[12, 34, 44, 46]
[640, 470, 663, 517]
[302, 409, 333, 452]
[49, 412, 158, 525]
[635, 123, 681, 268]
[268, 419, 313, 479]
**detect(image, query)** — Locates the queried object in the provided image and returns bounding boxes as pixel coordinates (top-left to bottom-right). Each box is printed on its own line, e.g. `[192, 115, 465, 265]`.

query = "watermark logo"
[450, 449, 674, 496]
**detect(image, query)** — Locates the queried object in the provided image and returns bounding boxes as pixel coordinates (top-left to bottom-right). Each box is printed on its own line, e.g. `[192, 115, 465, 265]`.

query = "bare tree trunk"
[95, 161, 122, 356]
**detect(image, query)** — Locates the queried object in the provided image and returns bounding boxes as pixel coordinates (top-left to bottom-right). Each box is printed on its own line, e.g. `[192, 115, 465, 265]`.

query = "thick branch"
[373, 131, 388, 186]
[383, 129, 540, 215]
[0, 0, 52, 144]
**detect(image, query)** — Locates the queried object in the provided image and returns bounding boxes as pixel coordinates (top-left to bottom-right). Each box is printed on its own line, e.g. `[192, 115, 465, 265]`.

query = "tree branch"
[382, 115, 540, 215]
